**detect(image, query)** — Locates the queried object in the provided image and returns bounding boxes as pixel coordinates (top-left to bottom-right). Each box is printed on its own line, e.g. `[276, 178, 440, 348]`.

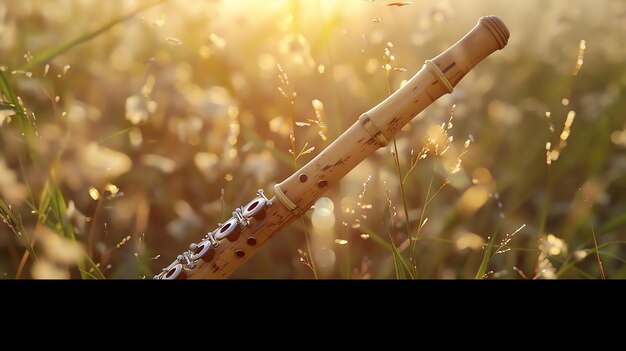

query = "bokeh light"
[0, 0, 624, 279]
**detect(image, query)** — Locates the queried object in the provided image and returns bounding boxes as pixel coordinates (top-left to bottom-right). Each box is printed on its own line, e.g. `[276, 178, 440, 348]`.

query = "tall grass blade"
[382, 220, 413, 279]
[384, 222, 406, 279]
[598, 212, 626, 236]
[242, 129, 293, 167]
[0, 71, 29, 130]
[21, 0, 168, 71]
[476, 224, 499, 279]
[0, 199, 36, 259]
[38, 180, 105, 279]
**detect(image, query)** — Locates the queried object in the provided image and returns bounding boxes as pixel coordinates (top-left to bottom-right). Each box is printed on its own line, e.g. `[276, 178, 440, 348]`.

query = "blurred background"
[0, 0, 624, 279]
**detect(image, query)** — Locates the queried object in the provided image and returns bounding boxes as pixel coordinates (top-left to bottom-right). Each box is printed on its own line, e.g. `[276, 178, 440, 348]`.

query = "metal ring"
[214, 217, 238, 240]
[161, 263, 183, 280]
[425, 60, 454, 94]
[190, 239, 212, 261]
[242, 196, 267, 218]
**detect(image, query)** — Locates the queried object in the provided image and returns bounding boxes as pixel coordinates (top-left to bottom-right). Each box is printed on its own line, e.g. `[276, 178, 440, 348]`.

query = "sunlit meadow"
[1, 0, 624, 279]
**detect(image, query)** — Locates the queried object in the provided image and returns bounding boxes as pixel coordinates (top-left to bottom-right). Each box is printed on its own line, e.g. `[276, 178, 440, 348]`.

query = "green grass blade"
[598, 250, 625, 265]
[598, 212, 626, 236]
[242, 128, 294, 167]
[21, 0, 168, 71]
[392, 248, 407, 279]
[387, 232, 406, 279]
[0, 199, 37, 259]
[552, 256, 596, 279]
[38, 179, 107, 279]
[1, 70, 44, 166]
[0, 71, 29, 130]
[51, 182, 75, 240]
[382, 220, 413, 279]
[39, 180, 73, 239]
[78, 270, 100, 280]
[361, 225, 392, 251]
[475, 224, 500, 279]
[0, 102, 16, 110]
[98, 126, 135, 144]
[37, 181, 52, 224]
[83, 255, 106, 280]
[557, 242, 626, 278]
[563, 264, 595, 279]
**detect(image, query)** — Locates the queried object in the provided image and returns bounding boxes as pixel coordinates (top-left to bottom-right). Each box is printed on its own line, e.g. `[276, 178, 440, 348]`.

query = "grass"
[277, 63, 319, 279]
[20, 0, 169, 71]
[382, 41, 419, 278]
[0, 1, 162, 279]
[0, 0, 625, 279]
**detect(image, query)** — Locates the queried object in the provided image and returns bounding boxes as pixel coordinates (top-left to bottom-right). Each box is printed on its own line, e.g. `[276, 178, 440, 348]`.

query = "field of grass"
[0, 0, 624, 279]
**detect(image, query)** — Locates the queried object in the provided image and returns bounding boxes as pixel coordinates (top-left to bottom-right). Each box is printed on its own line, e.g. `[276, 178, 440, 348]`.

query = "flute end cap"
[479, 15, 510, 50]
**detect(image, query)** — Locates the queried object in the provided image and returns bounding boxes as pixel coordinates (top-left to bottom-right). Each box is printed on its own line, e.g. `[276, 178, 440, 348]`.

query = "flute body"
[155, 16, 509, 279]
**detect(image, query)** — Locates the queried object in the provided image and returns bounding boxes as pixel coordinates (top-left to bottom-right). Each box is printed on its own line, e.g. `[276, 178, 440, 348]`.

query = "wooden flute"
[155, 15, 510, 279]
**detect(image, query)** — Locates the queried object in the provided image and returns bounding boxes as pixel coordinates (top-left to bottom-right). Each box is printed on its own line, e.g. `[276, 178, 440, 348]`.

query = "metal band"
[425, 60, 454, 94]
[273, 184, 303, 215]
[358, 113, 389, 147]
